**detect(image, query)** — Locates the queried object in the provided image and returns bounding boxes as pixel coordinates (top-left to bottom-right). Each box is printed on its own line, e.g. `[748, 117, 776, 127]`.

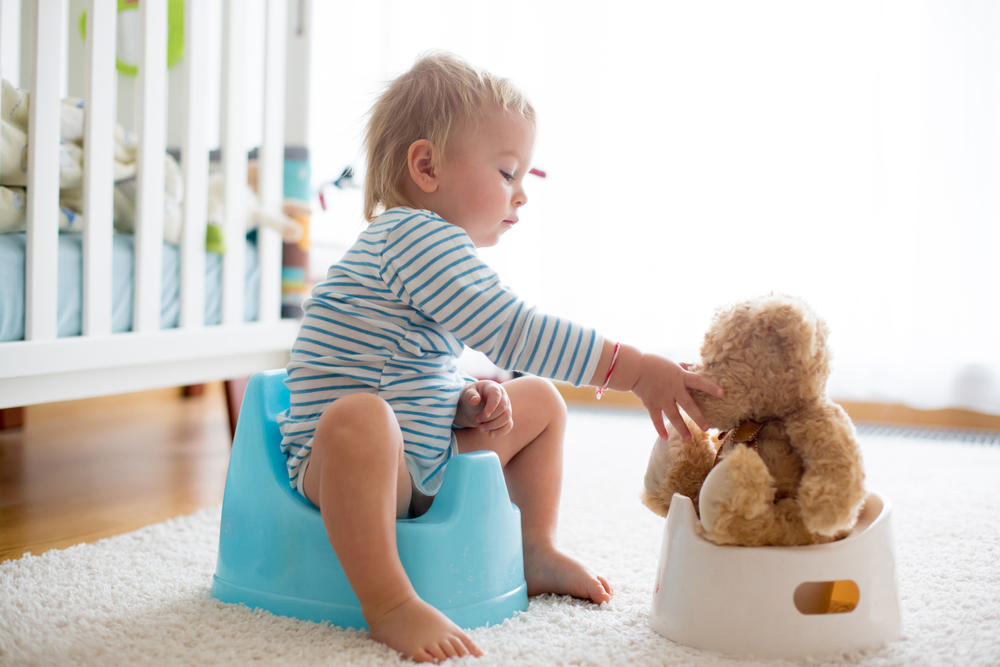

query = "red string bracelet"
[595, 342, 621, 400]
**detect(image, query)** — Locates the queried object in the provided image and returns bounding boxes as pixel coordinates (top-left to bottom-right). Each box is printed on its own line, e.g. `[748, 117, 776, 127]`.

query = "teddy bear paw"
[698, 445, 776, 536]
[798, 477, 864, 537]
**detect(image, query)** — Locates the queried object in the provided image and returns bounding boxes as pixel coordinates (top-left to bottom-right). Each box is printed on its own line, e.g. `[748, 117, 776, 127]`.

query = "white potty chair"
[649, 491, 902, 659]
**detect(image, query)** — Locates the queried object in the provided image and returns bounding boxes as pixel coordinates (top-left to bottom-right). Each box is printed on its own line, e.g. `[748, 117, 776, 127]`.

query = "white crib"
[0, 0, 307, 409]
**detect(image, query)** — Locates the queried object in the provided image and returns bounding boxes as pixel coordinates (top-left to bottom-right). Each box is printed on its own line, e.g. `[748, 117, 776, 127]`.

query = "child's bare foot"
[523, 545, 614, 604]
[367, 594, 483, 663]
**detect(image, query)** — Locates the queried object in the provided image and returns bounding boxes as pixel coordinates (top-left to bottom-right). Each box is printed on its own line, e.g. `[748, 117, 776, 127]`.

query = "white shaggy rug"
[2, 409, 999, 666]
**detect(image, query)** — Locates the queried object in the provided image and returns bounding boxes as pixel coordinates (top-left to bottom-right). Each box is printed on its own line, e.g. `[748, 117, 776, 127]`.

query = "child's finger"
[479, 407, 512, 434]
[686, 372, 723, 398]
[463, 387, 481, 405]
[647, 407, 669, 440]
[487, 417, 514, 438]
[497, 419, 514, 437]
[662, 403, 692, 441]
[482, 384, 505, 420]
[678, 394, 710, 432]
[479, 405, 514, 438]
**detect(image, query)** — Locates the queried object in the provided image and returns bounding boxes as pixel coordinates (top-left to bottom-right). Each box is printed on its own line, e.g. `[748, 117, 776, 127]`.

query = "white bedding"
[0, 231, 259, 342]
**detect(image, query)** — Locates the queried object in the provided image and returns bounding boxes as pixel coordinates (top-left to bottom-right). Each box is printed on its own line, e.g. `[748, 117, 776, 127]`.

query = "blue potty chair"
[211, 369, 529, 629]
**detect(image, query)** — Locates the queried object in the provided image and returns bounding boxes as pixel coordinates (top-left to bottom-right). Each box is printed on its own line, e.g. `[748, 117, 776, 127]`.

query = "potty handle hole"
[794, 580, 860, 614]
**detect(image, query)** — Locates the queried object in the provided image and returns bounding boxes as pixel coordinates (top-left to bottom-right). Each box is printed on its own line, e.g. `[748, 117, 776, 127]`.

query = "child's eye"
[500, 171, 514, 182]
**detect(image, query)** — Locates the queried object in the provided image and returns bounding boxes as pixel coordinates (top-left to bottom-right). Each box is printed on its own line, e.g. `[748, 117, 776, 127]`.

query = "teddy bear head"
[687, 294, 832, 429]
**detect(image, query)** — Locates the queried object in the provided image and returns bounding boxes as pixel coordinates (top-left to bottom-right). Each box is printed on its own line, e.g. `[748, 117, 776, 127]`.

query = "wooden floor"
[0, 384, 232, 562]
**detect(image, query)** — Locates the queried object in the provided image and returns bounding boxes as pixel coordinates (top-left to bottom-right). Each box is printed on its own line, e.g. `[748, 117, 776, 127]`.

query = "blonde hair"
[363, 51, 535, 222]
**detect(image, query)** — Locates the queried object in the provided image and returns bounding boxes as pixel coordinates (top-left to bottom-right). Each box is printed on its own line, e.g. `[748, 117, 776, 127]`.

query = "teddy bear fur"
[641, 294, 867, 546]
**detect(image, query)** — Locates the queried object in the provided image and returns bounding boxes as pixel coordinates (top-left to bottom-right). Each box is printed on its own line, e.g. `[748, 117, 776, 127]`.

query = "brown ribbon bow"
[713, 419, 767, 467]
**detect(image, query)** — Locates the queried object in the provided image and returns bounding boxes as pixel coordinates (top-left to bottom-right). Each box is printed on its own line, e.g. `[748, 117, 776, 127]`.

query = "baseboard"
[835, 401, 1000, 431]
[552, 383, 1000, 431]
[555, 384, 644, 410]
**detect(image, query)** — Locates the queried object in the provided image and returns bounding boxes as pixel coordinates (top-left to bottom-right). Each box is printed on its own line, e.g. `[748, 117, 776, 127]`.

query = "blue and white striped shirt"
[278, 207, 603, 495]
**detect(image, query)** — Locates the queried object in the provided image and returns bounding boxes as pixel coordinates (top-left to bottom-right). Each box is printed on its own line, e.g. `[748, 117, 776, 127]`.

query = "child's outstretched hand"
[454, 380, 513, 437]
[631, 354, 723, 441]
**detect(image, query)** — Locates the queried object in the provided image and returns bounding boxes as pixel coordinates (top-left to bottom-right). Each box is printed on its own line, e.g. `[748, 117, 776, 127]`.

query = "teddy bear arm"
[798, 462, 866, 536]
[789, 408, 867, 536]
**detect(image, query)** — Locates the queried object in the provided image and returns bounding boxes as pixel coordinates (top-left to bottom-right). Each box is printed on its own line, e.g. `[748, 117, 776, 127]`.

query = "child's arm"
[589, 341, 723, 440]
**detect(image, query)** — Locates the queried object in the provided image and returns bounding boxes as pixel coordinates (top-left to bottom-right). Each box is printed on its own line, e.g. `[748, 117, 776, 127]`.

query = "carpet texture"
[2, 409, 999, 666]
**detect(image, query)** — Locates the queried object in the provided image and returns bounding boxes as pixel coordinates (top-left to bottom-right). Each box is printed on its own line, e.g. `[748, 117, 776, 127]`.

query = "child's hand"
[631, 354, 723, 441]
[454, 380, 513, 437]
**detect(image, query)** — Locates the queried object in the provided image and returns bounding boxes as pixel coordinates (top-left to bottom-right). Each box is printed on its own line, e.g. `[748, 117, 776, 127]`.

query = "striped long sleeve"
[278, 208, 603, 495]
[380, 213, 602, 385]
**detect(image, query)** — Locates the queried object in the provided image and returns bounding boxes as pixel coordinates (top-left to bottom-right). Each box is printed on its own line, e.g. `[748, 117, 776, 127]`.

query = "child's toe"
[586, 575, 612, 603]
[413, 648, 436, 664]
[448, 637, 469, 657]
[440, 640, 458, 659]
[462, 635, 484, 657]
[598, 575, 614, 598]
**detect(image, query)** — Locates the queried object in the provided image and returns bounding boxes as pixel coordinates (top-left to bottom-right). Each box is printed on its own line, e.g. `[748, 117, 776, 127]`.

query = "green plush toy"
[79, 0, 185, 76]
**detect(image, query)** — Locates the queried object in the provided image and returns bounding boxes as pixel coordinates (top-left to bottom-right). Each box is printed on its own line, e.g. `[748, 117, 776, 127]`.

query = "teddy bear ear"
[762, 296, 830, 366]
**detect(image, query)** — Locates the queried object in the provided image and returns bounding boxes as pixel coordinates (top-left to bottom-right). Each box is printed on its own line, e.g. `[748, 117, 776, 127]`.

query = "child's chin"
[477, 235, 502, 248]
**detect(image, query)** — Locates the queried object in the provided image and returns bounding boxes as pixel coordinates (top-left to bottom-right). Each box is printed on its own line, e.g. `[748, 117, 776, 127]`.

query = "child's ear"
[407, 139, 439, 194]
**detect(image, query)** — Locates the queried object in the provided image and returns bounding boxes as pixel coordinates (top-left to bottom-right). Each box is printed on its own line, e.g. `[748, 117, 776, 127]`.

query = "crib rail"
[0, 0, 303, 409]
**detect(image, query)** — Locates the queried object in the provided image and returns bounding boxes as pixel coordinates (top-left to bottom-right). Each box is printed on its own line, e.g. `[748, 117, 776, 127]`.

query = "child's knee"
[523, 376, 568, 425]
[314, 393, 401, 460]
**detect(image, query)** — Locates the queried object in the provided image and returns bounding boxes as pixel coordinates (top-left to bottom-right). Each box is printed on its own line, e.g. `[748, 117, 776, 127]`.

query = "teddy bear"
[641, 294, 866, 546]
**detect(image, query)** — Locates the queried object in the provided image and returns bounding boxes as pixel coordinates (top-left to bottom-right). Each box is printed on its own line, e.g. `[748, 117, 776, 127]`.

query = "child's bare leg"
[455, 377, 613, 604]
[302, 393, 482, 662]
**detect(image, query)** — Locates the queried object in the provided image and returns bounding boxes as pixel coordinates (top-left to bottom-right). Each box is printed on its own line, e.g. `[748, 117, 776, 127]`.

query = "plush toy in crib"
[0, 79, 301, 251]
[641, 294, 866, 546]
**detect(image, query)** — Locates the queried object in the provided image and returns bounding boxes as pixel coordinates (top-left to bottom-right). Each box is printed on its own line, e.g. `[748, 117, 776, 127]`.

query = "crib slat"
[220, 0, 246, 327]
[133, 0, 167, 333]
[24, 0, 63, 342]
[179, 0, 209, 329]
[82, 0, 116, 337]
[258, 0, 288, 323]
[19, 0, 35, 86]
[1, 1, 3, 179]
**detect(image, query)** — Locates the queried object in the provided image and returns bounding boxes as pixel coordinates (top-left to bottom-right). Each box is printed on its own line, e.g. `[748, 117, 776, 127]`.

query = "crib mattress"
[0, 232, 259, 342]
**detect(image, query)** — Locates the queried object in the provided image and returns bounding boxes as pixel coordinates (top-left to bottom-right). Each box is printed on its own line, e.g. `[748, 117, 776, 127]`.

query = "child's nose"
[514, 187, 528, 208]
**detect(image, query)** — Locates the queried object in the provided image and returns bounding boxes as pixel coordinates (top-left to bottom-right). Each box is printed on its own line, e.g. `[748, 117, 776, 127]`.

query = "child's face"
[433, 107, 535, 248]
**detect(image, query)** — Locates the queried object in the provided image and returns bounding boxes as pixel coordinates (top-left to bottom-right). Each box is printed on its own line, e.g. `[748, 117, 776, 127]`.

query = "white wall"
[6, 0, 997, 412]
[306, 0, 1000, 414]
